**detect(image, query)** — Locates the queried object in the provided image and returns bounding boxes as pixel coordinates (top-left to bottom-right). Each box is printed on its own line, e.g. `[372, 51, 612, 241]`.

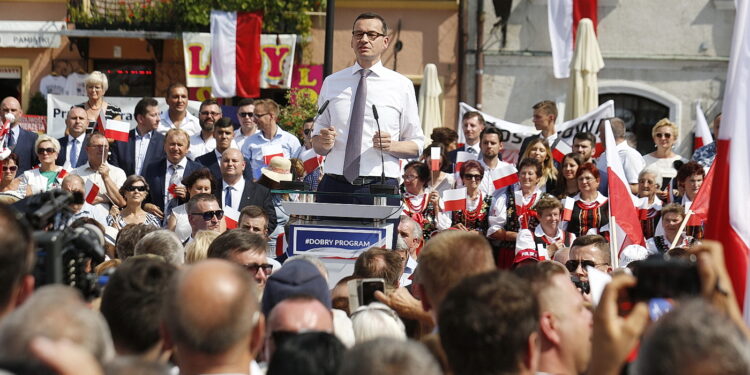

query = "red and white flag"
[687, 163, 714, 226]
[490, 163, 519, 190]
[210, 10, 263, 98]
[455, 151, 475, 173]
[84, 179, 100, 204]
[548, 0, 598, 79]
[55, 168, 68, 184]
[224, 205, 241, 230]
[105, 119, 130, 142]
[552, 140, 573, 163]
[604, 120, 645, 257]
[442, 187, 467, 212]
[430, 147, 441, 171]
[262, 143, 284, 165]
[300, 148, 324, 174]
[706, 0, 750, 320]
[562, 197, 575, 221]
[694, 101, 714, 150]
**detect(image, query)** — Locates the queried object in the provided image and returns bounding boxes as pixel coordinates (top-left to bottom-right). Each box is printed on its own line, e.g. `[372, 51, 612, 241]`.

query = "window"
[93, 60, 155, 97]
[599, 94, 670, 155]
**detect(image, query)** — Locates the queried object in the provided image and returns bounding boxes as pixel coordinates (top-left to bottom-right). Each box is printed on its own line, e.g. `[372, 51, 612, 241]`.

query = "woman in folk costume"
[487, 158, 551, 269]
[519, 138, 558, 193]
[637, 168, 663, 239]
[451, 160, 492, 235]
[674, 161, 705, 240]
[646, 203, 696, 254]
[401, 161, 451, 240]
[532, 196, 576, 257]
[565, 162, 609, 238]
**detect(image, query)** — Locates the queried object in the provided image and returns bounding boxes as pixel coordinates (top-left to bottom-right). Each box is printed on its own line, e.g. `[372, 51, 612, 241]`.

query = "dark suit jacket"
[56, 134, 89, 169]
[142, 157, 204, 212]
[214, 179, 277, 234]
[13, 128, 39, 174]
[195, 151, 253, 183]
[109, 129, 166, 176]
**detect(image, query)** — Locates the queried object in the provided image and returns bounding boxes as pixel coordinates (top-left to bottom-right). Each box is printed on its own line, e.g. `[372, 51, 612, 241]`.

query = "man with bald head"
[61, 174, 108, 224]
[1, 96, 38, 173]
[57, 106, 89, 169]
[264, 296, 333, 361]
[214, 148, 276, 234]
[162, 259, 264, 375]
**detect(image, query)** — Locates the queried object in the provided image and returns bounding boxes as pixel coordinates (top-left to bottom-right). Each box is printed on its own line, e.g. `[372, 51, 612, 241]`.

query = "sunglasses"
[2, 165, 17, 172]
[565, 259, 604, 272]
[243, 263, 274, 275]
[303, 128, 312, 135]
[125, 185, 148, 192]
[253, 112, 270, 119]
[463, 173, 483, 181]
[655, 133, 672, 139]
[190, 210, 224, 221]
[238, 112, 254, 118]
[37, 147, 56, 154]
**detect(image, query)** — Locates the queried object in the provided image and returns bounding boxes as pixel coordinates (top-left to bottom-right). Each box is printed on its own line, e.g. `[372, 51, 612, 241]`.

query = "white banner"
[182, 32, 213, 88]
[46, 95, 202, 139]
[260, 34, 297, 89]
[457, 100, 615, 163]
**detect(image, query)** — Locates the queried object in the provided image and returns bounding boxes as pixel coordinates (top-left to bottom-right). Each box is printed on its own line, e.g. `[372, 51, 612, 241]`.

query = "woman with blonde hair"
[519, 138, 557, 192]
[75, 71, 122, 133]
[185, 229, 221, 263]
[21, 134, 66, 194]
[643, 118, 686, 198]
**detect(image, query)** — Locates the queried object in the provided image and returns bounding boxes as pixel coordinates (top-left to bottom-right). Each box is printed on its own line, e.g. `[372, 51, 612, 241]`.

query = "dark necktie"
[343, 68, 371, 183]
[225, 186, 233, 208]
[7, 130, 15, 149]
[69, 138, 78, 167]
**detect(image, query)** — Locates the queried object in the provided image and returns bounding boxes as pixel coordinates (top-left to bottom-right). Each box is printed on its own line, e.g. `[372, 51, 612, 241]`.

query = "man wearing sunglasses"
[234, 98, 257, 151]
[207, 229, 272, 290]
[566, 234, 611, 286]
[311, 12, 423, 204]
[241, 99, 301, 180]
[185, 193, 223, 244]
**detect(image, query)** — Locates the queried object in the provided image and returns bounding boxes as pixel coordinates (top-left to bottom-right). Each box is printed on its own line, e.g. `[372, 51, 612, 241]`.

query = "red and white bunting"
[262, 143, 284, 165]
[105, 119, 130, 142]
[430, 147, 441, 171]
[300, 148, 324, 174]
[552, 140, 573, 163]
[490, 163, 519, 190]
[562, 196, 575, 221]
[455, 151, 475, 173]
[224, 205, 241, 229]
[84, 179, 100, 204]
[442, 187, 467, 212]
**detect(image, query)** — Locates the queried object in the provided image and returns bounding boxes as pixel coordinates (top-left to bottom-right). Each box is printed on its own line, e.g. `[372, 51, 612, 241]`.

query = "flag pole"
[668, 210, 693, 251]
[609, 215, 619, 269]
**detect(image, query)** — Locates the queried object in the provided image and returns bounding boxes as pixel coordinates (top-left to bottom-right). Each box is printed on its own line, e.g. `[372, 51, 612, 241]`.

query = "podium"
[276, 190, 402, 287]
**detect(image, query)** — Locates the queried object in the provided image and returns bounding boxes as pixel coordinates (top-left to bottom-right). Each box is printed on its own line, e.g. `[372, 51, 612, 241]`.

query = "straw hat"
[261, 157, 293, 182]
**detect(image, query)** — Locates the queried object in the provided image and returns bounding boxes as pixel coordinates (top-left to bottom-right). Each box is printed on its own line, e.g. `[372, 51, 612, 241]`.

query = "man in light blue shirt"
[241, 99, 301, 180]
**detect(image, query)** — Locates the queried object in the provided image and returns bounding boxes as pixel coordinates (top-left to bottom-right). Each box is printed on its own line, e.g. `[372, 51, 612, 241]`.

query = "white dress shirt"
[234, 128, 257, 151]
[72, 162, 127, 209]
[463, 141, 480, 155]
[134, 128, 154, 176]
[158, 110, 201, 137]
[187, 133, 216, 160]
[242, 127, 301, 180]
[63, 133, 86, 170]
[312, 61, 424, 178]
[221, 177, 245, 211]
[164, 158, 188, 209]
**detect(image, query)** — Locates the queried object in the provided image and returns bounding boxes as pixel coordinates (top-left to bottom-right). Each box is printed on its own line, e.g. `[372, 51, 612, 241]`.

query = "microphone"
[370, 105, 398, 196]
[317, 99, 330, 115]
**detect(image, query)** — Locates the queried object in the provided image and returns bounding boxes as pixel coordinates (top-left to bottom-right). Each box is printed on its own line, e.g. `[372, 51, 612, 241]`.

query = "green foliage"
[27, 92, 47, 116]
[278, 88, 317, 143]
[68, 0, 323, 35]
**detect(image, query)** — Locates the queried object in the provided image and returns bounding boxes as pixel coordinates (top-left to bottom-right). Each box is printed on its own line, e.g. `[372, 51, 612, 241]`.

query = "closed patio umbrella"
[564, 18, 604, 121]
[419, 63, 443, 138]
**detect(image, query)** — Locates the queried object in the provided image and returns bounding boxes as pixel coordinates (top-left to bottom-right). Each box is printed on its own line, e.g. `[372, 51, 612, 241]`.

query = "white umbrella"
[564, 18, 604, 121]
[418, 63, 443, 138]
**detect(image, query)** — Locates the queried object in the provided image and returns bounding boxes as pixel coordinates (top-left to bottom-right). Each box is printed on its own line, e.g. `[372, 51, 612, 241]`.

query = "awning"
[0, 21, 67, 48]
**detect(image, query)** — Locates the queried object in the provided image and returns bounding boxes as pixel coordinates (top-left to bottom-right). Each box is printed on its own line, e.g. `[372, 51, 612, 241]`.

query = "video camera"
[11, 189, 106, 300]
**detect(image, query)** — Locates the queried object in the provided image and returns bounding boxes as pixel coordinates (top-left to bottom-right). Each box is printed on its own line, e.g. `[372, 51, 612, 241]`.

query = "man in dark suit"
[56, 107, 89, 169]
[110, 97, 165, 176]
[214, 148, 276, 234]
[448, 111, 485, 165]
[1, 97, 38, 173]
[518, 100, 558, 157]
[142, 128, 203, 217]
[196, 117, 252, 182]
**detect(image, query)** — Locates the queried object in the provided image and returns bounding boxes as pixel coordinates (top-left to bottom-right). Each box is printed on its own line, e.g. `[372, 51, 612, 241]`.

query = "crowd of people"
[0, 10, 747, 375]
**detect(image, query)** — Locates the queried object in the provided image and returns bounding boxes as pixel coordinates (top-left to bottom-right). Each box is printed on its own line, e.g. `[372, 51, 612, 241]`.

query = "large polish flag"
[694, 101, 714, 150]
[604, 120, 644, 257]
[210, 10, 263, 98]
[706, 0, 750, 321]
[548, 0, 598, 79]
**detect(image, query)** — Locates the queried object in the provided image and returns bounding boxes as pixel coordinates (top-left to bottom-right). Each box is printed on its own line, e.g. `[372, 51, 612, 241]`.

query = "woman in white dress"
[21, 134, 66, 195]
[166, 168, 216, 242]
[642, 118, 687, 200]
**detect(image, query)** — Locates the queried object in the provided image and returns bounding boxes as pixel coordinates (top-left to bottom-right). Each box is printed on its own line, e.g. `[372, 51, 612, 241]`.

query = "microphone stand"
[369, 105, 398, 202]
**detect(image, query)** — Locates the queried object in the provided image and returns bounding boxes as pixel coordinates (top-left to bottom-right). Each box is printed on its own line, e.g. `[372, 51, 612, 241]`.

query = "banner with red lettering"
[183, 32, 213, 88]
[260, 34, 296, 89]
[291, 64, 323, 103]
